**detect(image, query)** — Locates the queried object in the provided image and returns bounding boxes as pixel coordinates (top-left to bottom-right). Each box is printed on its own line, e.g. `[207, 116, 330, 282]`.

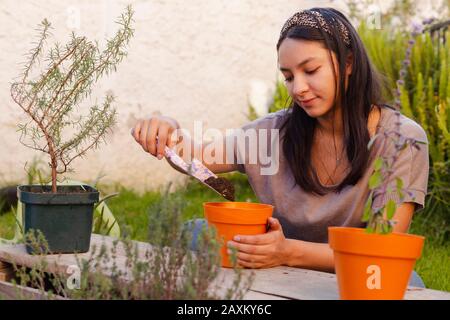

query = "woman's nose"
[292, 77, 309, 97]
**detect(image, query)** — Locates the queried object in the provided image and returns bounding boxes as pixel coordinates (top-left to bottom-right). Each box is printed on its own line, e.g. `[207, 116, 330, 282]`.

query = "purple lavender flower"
[411, 21, 424, 36]
[422, 17, 435, 25]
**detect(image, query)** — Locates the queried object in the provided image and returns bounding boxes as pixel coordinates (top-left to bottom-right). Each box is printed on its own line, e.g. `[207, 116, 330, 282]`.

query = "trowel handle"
[163, 146, 190, 173]
[132, 127, 190, 173]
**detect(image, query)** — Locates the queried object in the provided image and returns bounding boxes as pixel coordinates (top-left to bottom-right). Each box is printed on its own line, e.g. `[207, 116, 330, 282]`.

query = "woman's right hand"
[131, 115, 180, 160]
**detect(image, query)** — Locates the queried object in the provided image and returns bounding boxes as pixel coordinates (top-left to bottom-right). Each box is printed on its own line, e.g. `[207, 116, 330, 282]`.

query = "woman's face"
[278, 38, 351, 118]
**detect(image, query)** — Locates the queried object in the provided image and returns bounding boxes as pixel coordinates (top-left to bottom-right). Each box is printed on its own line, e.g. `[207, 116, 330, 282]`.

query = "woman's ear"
[345, 53, 353, 76]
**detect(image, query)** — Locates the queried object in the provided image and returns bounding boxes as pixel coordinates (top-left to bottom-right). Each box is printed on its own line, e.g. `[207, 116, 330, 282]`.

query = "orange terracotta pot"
[203, 202, 273, 268]
[328, 227, 425, 300]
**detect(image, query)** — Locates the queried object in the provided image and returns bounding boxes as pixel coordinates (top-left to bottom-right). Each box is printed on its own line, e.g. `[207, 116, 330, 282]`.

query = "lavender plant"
[363, 112, 425, 234]
[10, 6, 134, 193]
[361, 20, 431, 234]
[5, 187, 252, 300]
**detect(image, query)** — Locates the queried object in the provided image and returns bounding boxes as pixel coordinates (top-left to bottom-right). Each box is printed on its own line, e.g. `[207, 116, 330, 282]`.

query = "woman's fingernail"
[233, 236, 240, 242]
[157, 154, 163, 160]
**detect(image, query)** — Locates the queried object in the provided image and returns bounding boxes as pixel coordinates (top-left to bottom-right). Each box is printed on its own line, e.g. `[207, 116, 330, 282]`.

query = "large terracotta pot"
[328, 227, 425, 300]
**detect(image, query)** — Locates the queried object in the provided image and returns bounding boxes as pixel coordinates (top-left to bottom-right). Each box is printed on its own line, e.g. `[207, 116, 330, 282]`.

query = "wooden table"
[0, 234, 449, 300]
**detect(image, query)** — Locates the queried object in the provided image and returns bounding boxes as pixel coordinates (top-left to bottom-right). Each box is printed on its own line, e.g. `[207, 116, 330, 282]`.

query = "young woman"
[132, 8, 429, 283]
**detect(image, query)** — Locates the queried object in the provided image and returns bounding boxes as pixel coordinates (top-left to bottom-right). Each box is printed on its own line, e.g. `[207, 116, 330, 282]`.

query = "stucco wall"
[0, 0, 345, 191]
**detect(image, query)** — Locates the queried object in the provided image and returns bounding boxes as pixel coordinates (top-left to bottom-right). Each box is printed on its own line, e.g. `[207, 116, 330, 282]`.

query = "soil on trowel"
[204, 177, 235, 201]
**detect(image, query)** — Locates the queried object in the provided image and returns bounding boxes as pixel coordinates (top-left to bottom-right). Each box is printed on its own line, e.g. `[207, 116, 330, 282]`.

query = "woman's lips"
[299, 97, 317, 106]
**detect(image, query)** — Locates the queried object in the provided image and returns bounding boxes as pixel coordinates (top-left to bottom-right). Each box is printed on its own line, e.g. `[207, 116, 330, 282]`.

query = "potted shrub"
[328, 110, 427, 300]
[328, 20, 432, 300]
[10, 6, 134, 254]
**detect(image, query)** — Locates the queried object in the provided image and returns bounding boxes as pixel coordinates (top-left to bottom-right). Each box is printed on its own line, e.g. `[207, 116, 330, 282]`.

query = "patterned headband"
[279, 10, 351, 47]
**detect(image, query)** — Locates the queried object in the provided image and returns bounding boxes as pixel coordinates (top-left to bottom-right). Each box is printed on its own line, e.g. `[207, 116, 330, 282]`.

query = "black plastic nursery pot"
[17, 185, 99, 255]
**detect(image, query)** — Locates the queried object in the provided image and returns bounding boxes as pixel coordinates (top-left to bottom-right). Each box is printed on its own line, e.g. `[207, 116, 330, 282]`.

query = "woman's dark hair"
[277, 7, 384, 195]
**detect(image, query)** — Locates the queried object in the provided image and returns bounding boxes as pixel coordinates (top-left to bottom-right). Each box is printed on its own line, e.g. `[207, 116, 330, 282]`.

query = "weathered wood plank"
[0, 235, 142, 278]
[0, 261, 14, 282]
[404, 286, 450, 300]
[216, 266, 339, 300]
[243, 290, 288, 300]
[0, 234, 449, 300]
[0, 280, 66, 300]
[217, 266, 450, 300]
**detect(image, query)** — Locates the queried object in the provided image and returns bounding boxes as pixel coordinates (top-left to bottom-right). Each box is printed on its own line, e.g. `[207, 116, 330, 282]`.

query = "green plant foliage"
[11, 6, 135, 192]
[4, 189, 253, 300]
[359, 20, 450, 225]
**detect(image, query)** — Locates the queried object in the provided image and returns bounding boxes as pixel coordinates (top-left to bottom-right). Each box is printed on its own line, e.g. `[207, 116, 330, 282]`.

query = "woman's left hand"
[227, 217, 290, 269]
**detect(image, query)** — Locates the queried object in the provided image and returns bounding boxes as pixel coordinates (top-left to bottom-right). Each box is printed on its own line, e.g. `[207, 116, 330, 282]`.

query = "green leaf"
[386, 224, 393, 234]
[94, 192, 120, 210]
[374, 157, 383, 171]
[362, 196, 373, 222]
[105, 220, 117, 236]
[386, 199, 396, 220]
[369, 171, 382, 189]
[381, 223, 393, 234]
[396, 177, 404, 190]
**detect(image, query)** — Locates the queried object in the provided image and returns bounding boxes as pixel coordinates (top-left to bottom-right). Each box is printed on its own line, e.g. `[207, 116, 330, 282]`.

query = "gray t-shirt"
[231, 106, 429, 243]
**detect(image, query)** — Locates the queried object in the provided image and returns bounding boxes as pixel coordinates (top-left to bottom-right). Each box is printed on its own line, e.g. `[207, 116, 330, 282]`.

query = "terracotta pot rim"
[203, 202, 273, 225]
[328, 227, 425, 240]
[328, 227, 425, 259]
[203, 202, 274, 209]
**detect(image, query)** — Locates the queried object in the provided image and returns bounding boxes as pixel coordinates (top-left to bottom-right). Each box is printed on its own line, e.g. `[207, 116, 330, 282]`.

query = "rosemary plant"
[10, 6, 134, 193]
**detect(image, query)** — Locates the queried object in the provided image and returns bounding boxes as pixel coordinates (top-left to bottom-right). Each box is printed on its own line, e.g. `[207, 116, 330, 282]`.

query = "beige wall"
[0, 0, 347, 191]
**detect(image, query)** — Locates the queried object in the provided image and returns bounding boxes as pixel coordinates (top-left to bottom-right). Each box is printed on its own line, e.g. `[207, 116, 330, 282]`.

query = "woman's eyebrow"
[279, 57, 317, 72]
